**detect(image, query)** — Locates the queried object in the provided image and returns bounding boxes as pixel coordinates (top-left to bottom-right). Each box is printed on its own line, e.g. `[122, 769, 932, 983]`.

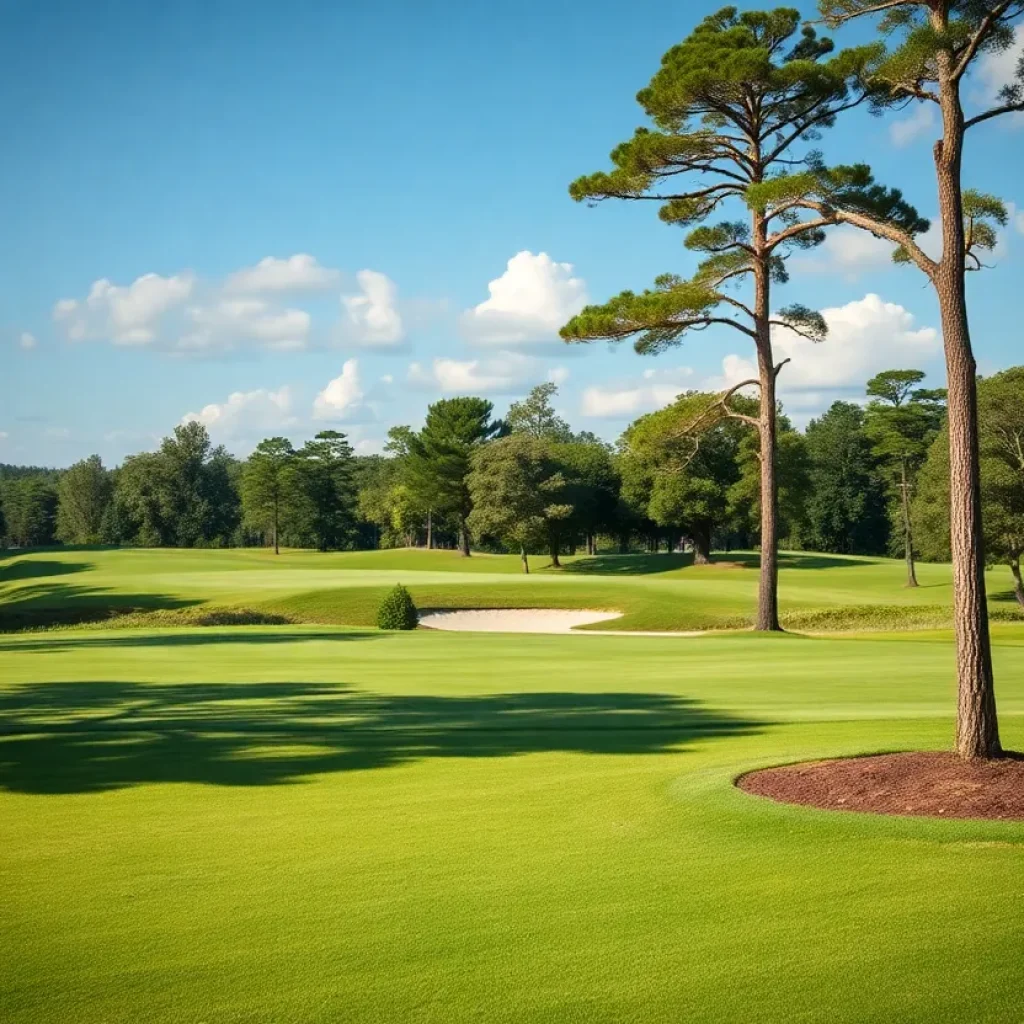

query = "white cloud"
[313, 359, 367, 420]
[19, 332, 37, 350]
[341, 270, 404, 346]
[182, 387, 297, 440]
[460, 251, 588, 345]
[707, 294, 939, 417]
[581, 366, 695, 418]
[1016, 207, 1024, 235]
[181, 299, 311, 352]
[975, 25, 1023, 124]
[54, 272, 195, 345]
[407, 351, 559, 395]
[225, 254, 341, 293]
[548, 366, 570, 386]
[793, 226, 897, 279]
[0, 431, 9, 441]
[889, 103, 936, 147]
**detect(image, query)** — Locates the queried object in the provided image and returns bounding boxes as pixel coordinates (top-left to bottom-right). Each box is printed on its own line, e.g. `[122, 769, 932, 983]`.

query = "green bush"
[376, 584, 418, 630]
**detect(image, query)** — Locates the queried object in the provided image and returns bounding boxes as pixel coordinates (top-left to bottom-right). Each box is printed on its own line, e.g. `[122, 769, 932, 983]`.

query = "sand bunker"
[418, 608, 703, 636]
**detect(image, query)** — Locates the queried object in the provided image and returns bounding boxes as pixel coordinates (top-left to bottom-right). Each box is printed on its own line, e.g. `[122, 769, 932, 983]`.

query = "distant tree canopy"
[802, 402, 889, 556]
[915, 368, 1024, 607]
[55, 455, 112, 546]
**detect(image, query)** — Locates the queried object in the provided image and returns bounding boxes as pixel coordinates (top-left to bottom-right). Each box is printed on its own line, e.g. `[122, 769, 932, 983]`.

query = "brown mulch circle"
[738, 752, 1024, 821]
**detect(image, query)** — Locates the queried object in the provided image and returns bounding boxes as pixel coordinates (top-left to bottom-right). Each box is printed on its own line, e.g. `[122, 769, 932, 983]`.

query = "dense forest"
[2, 368, 1021, 600]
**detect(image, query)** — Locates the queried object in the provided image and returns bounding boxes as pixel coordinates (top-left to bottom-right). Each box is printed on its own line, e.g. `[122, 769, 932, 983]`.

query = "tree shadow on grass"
[0, 559, 93, 583]
[0, 582, 201, 631]
[0, 681, 766, 794]
[561, 552, 875, 576]
[0, 629, 382, 654]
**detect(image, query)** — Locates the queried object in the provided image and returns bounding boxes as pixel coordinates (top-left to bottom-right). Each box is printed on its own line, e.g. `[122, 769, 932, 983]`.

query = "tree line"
[2, 370, 1021, 601]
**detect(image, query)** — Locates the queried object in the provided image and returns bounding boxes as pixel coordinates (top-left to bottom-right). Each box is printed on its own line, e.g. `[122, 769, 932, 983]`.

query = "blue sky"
[3, 0, 1022, 467]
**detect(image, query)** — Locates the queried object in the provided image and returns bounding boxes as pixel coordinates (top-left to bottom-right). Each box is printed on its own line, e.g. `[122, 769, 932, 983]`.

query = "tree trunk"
[900, 459, 918, 588]
[692, 524, 712, 565]
[934, 81, 1000, 760]
[426, 509, 433, 550]
[458, 520, 471, 557]
[273, 500, 280, 556]
[521, 544, 530, 575]
[549, 542, 561, 569]
[752, 230, 781, 632]
[1010, 557, 1024, 608]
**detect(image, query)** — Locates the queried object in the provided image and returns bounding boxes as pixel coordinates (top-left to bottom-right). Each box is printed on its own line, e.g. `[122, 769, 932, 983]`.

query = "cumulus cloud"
[181, 299, 311, 352]
[182, 387, 297, 441]
[19, 332, 37, 350]
[581, 366, 695, 418]
[975, 25, 1023, 124]
[54, 272, 195, 345]
[225, 254, 341, 293]
[341, 270, 404, 346]
[707, 294, 939, 416]
[792, 226, 897, 279]
[889, 104, 936, 147]
[407, 351, 565, 395]
[460, 251, 588, 345]
[313, 359, 367, 420]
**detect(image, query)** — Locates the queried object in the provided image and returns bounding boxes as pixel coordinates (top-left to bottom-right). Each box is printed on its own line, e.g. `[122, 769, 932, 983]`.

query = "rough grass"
[2, 625, 1024, 1023]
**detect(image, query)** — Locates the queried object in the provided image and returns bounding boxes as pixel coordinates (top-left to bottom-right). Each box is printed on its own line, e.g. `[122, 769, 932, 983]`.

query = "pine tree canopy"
[819, 1, 1024, 123]
[559, 6, 915, 356]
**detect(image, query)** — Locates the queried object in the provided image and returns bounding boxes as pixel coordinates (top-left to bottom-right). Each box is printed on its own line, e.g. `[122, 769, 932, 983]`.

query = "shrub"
[376, 584, 418, 630]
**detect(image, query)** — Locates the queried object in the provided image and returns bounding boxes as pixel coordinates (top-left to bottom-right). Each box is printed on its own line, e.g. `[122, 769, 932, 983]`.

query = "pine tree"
[560, 7, 918, 630]
[864, 370, 946, 587]
[792, 0, 1024, 758]
[242, 437, 296, 555]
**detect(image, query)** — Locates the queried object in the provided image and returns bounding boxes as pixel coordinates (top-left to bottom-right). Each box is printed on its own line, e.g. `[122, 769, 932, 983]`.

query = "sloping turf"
[3, 620, 1024, 1023]
[2, 546, 1022, 632]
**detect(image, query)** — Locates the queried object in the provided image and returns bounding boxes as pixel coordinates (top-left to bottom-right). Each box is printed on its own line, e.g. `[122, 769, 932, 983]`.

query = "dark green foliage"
[405, 398, 505, 555]
[915, 367, 1024, 602]
[467, 435, 573, 569]
[56, 455, 113, 545]
[293, 431, 357, 552]
[376, 583, 418, 630]
[110, 423, 239, 548]
[802, 402, 889, 555]
[241, 438, 296, 553]
[2, 476, 58, 547]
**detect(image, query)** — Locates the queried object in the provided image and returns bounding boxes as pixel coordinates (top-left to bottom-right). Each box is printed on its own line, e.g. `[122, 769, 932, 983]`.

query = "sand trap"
[417, 608, 703, 636]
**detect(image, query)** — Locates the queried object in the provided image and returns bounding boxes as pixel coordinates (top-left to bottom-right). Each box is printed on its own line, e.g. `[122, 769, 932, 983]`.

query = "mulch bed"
[738, 752, 1024, 821]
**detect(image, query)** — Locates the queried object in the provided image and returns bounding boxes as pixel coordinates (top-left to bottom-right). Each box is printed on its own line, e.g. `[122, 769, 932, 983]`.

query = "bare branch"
[774, 357, 791, 379]
[718, 294, 756, 319]
[964, 102, 1024, 130]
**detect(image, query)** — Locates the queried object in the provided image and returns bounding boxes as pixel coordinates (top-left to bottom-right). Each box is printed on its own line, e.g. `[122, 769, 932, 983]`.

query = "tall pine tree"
[560, 7, 919, 630]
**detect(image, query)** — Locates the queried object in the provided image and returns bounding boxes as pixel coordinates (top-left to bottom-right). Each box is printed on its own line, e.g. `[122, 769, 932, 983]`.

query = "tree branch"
[766, 216, 835, 249]
[953, 0, 1015, 82]
[794, 199, 938, 278]
[964, 101, 1024, 130]
[769, 319, 822, 342]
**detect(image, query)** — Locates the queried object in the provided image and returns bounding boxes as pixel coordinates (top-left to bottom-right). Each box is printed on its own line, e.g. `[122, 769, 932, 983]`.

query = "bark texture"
[900, 460, 918, 588]
[935, 84, 1000, 760]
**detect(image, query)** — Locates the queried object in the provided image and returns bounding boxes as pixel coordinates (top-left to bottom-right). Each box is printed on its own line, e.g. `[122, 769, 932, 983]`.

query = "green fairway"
[2, 546, 1022, 633]
[3, 550, 1024, 1022]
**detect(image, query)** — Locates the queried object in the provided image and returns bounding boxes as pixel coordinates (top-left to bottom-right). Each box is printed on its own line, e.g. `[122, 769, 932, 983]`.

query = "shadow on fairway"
[561, 552, 875, 575]
[0, 629, 380, 654]
[0, 558, 94, 583]
[0, 582, 200, 631]
[0, 682, 765, 793]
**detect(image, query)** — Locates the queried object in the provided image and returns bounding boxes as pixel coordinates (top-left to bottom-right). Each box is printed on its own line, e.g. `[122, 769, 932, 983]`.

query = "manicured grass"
[2, 546, 1021, 632]
[2, 624, 1024, 1023]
